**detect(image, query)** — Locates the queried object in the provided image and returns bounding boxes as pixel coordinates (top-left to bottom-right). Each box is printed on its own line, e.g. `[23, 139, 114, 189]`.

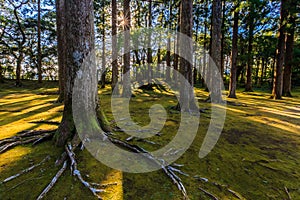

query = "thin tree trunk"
[37, 0, 42, 83]
[272, 0, 288, 99]
[122, 0, 131, 97]
[283, 12, 295, 97]
[220, 0, 225, 80]
[260, 57, 265, 87]
[55, 0, 65, 103]
[245, 3, 254, 92]
[228, 9, 238, 98]
[147, 0, 153, 84]
[111, 0, 119, 93]
[173, 4, 180, 88]
[194, 22, 199, 84]
[202, 0, 208, 87]
[0, 65, 3, 83]
[101, 10, 106, 89]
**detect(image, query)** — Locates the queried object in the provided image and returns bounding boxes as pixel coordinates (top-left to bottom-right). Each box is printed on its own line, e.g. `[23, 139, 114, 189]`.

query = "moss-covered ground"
[0, 80, 299, 199]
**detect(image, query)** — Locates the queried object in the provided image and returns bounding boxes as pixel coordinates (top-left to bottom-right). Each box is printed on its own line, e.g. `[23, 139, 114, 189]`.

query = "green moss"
[0, 81, 300, 199]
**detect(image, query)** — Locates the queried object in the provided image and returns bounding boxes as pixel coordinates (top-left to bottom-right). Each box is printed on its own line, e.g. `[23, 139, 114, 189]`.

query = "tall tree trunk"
[55, 0, 65, 103]
[193, 22, 199, 84]
[37, 0, 42, 83]
[260, 57, 265, 87]
[202, 0, 208, 87]
[282, 12, 295, 97]
[111, 0, 119, 93]
[228, 9, 238, 98]
[147, 0, 153, 84]
[12, 5, 26, 87]
[0, 64, 3, 83]
[173, 4, 181, 88]
[255, 58, 260, 86]
[178, 0, 195, 111]
[272, 0, 288, 99]
[16, 55, 23, 87]
[101, 10, 106, 89]
[122, 0, 131, 97]
[245, 3, 254, 92]
[220, 0, 225, 80]
[209, 0, 222, 102]
[55, 0, 96, 146]
[166, 0, 172, 82]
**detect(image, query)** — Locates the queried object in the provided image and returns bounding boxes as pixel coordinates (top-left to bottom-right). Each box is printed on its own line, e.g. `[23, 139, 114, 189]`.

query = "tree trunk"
[0, 65, 3, 83]
[209, 0, 222, 102]
[37, 0, 42, 83]
[202, 0, 208, 87]
[259, 57, 265, 87]
[255, 58, 260, 86]
[282, 12, 295, 97]
[228, 9, 238, 98]
[111, 0, 119, 93]
[122, 0, 131, 97]
[147, 0, 153, 84]
[272, 0, 288, 99]
[55, 0, 66, 103]
[220, 0, 225, 80]
[245, 3, 254, 92]
[178, 0, 196, 111]
[173, 4, 180, 88]
[101, 10, 106, 89]
[16, 55, 23, 87]
[55, 0, 96, 146]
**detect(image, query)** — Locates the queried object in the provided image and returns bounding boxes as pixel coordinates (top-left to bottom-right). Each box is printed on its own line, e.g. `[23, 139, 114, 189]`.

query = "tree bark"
[147, 0, 153, 84]
[173, 4, 181, 88]
[122, 0, 131, 97]
[228, 9, 238, 98]
[12, 3, 26, 87]
[202, 0, 208, 87]
[55, 0, 65, 103]
[0, 64, 3, 83]
[282, 10, 295, 97]
[245, 3, 254, 92]
[111, 0, 118, 93]
[272, 0, 288, 99]
[178, 0, 195, 111]
[37, 0, 42, 83]
[55, 0, 96, 146]
[220, 0, 226, 80]
[259, 57, 265, 87]
[101, 9, 106, 89]
[209, 0, 222, 102]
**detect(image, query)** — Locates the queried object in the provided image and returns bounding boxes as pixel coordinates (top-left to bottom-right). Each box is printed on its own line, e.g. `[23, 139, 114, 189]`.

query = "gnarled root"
[0, 130, 55, 154]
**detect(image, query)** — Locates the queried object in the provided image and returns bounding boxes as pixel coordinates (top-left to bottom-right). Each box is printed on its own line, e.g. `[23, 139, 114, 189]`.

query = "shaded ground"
[0, 80, 299, 199]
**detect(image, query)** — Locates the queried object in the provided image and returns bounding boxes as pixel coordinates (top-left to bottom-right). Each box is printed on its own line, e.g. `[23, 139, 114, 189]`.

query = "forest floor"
[0, 80, 299, 200]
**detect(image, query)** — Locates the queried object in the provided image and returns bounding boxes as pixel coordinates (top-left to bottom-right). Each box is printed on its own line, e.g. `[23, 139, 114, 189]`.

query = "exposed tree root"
[65, 143, 104, 199]
[1, 155, 51, 184]
[194, 175, 244, 199]
[1, 129, 190, 199]
[29, 120, 60, 126]
[107, 135, 189, 199]
[284, 186, 292, 200]
[0, 130, 55, 154]
[36, 161, 67, 200]
[199, 187, 219, 200]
